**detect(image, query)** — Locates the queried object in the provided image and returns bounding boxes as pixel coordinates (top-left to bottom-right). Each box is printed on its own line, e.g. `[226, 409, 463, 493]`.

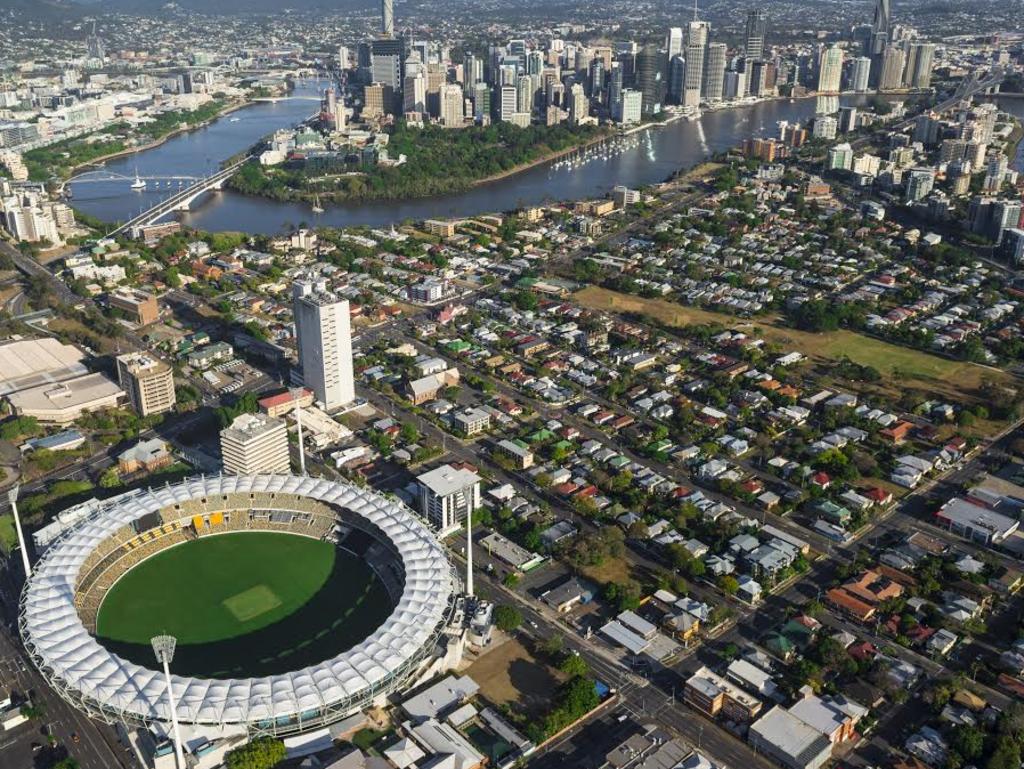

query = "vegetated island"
[227, 121, 613, 204]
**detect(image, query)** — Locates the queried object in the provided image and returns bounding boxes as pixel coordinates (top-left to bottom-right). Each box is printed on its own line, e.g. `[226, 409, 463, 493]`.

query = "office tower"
[568, 83, 588, 125]
[292, 278, 355, 411]
[589, 58, 605, 99]
[498, 84, 518, 122]
[363, 83, 385, 119]
[614, 89, 643, 124]
[416, 464, 481, 535]
[463, 53, 482, 86]
[871, 0, 891, 54]
[86, 34, 105, 60]
[381, 0, 394, 36]
[668, 55, 686, 103]
[440, 83, 464, 126]
[371, 37, 404, 113]
[666, 27, 684, 59]
[403, 69, 426, 116]
[470, 81, 490, 121]
[607, 65, 623, 111]
[683, 43, 705, 107]
[687, 20, 710, 48]
[723, 69, 746, 99]
[850, 56, 872, 92]
[514, 75, 533, 116]
[748, 59, 769, 97]
[338, 46, 350, 68]
[636, 44, 665, 116]
[703, 43, 727, 102]
[879, 45, 905, 90]
[817, 45, 843, 94]
[509, 39, 527, 62]
[116, 353, 176, 417]
[220, 413, 290, 475]
[744, 9, 768, 61]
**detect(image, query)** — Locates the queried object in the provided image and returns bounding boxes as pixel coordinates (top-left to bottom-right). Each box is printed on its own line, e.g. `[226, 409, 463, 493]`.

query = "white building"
[417, 464, 481, 536]
[220, 413, 290, 475]
[293, 278, 355, 411]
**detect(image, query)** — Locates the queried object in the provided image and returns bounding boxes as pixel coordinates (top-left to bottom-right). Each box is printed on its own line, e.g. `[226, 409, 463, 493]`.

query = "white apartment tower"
[220, 413, 290, 475]
[293, 278, 355, 411]
[417, 464, 482, 536]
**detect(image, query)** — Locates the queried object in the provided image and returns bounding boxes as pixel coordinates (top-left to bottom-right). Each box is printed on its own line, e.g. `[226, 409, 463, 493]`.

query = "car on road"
[72, 732, 80, 743]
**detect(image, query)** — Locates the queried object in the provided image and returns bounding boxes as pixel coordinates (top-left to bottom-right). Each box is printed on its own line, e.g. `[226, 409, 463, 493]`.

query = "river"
[68, 82, 1012, 234]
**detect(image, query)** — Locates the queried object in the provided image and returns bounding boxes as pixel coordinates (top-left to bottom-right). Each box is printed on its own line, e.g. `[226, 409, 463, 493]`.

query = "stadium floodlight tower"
[151, 635, 187, 769]
[7, 485, 30, 578]
[291, 387, 307, 475]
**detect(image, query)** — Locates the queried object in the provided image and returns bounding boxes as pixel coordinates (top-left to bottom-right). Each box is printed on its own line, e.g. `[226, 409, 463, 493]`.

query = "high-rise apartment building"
[440, 83, 464, 126]
[220, 413, 290, 475]
[879, 45, 905, 90]
[850, 56, 872, 92]
[666, 27, 684, 59]
[817, 46, 843, 94]
[416, 464, 482, 535]
[293, 278, 355, 411]
[116, 352, 176, 417]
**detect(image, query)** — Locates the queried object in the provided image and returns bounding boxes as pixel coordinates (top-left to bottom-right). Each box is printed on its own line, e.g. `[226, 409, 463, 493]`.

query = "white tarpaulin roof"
[20, 475, 454, 727]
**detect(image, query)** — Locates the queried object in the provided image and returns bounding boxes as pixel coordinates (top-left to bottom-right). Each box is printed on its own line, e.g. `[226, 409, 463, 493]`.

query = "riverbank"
[229, 122, 614, 205]
[63, 98, 256, 181]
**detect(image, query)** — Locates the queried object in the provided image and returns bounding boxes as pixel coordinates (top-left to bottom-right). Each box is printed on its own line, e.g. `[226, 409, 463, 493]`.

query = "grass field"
[575, 286, 1015, 412]
[0, 514, 17, 553]
[96, 532, 393, 678]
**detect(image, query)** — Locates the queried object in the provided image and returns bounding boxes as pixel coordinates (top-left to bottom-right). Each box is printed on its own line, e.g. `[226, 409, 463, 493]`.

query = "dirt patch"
[466, 636, 564, 718]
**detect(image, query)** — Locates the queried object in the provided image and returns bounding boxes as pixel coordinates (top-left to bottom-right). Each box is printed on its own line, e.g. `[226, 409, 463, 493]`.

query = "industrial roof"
[20, 474, 456, 731]
[0, 337, 88, 396]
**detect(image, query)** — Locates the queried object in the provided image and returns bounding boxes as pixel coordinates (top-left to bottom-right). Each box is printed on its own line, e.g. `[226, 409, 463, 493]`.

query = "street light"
[291, 387, 306, 475]
[151, 635, 187, 769]
[8, 485, 30, 578]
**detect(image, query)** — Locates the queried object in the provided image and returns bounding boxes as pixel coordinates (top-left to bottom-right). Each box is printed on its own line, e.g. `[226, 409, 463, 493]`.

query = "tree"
[99, 468, 122, 488]
[951, 724, 985, 762]
[226, 737, 286, 769]
[494, 604, 523, 632]
[559, 653, 590, 677]
[53, 759, 79, 769]
[986, 736, 1021, 769]
[719, 575, 739, 595]
[399, 422, 420, 443]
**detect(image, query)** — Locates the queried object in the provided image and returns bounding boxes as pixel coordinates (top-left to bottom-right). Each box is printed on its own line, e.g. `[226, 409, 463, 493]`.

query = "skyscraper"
[703, 43, 727, 102]
[906, 42, 935, 89]
[879, 44, 905, 90]
[744, 9, 768, 61]
[817, 45, 843, 94]
[293, 278, 355, 411]
[636, 43, 665, 116]
[850, 56, 872, 92]
[440, 83, 464, 126]
[666, 27, 684, 59]
[686, 20, 710, 48]
[220, 413, 290, 476]
[381, 0, 394, 37]
[871, 0, 891, 54]
[683, 43, 704, 108]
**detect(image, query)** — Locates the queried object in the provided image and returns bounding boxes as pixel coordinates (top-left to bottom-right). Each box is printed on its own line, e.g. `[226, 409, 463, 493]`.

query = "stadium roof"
[20, 475, 456, 733]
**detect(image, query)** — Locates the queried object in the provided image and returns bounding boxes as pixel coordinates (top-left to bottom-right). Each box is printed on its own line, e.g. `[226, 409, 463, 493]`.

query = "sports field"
[95, 532, 394, 678]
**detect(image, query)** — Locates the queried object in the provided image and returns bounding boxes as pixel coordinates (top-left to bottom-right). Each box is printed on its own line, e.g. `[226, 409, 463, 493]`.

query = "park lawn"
[0, 514, 17, 552]
[575, 286, 1014, 411]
